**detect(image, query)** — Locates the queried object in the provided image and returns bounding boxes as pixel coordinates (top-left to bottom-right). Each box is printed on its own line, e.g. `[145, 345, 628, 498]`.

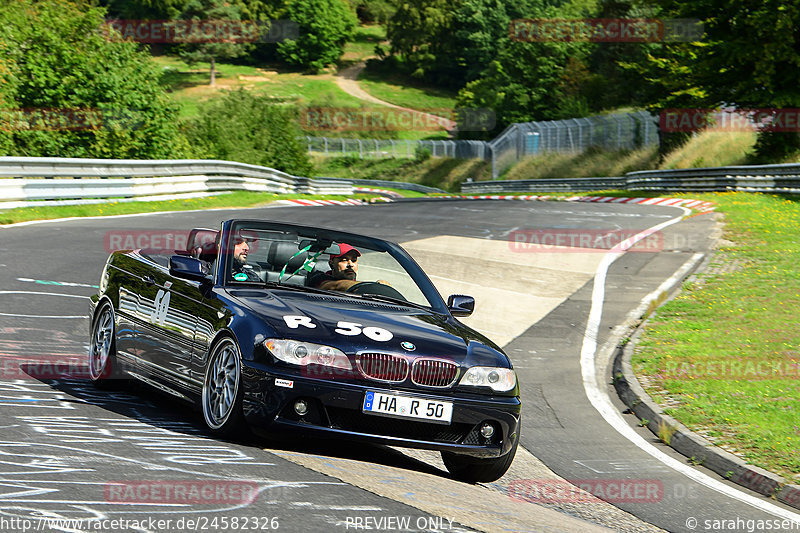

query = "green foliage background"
[276, 0, 358, 71]
[0, 0, 191, 158]
[4, 0, 800, 163]
[184, 90, 312, 175]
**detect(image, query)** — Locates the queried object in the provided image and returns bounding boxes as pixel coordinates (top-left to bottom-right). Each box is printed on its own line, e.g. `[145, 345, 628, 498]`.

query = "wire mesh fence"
[301, 137, 489, 160]
[302, 111, 658, 179]
[487, 111, 658, 178]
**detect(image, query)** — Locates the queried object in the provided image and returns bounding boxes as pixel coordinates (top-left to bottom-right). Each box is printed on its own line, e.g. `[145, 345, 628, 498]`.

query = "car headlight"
[459, 366, 517, 392]
[264, 339, 352, 370]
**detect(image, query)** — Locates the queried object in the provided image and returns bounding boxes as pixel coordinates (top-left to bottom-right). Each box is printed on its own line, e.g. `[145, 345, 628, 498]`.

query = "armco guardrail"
[625, 165, 800, 192]
[461, 177, 627, 193]
[0, 157, 437, 208]
[319, 177, 445, 194]
[462, 163, 800, 194]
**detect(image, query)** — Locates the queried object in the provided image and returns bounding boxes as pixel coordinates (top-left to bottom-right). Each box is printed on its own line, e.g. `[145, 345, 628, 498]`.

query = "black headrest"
[268, 241, 310, 273]
[198, 241, 218, 263]
[187, 229, 219, 251]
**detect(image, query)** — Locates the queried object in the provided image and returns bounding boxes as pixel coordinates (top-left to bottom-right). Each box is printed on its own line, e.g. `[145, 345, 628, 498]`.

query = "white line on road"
[580, 208, 800, 521]
[0, 291, 89, 319]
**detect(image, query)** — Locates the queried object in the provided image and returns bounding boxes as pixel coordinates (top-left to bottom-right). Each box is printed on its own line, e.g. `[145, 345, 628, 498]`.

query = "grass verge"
[631, 192, 800, 480]
[0, 191, 408, 225]
[659, 131, 757, 169]
[497, 130, 763, 180]
[502, 145, 659, 179]
[358, 68, 458, 114]
[155, 55, 364, 119]
[341, 24, 386, 65]
[313, 155, 491, 191]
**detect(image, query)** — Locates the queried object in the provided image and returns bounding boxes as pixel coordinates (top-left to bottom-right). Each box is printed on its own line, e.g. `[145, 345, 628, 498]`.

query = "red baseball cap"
[331, 243, 361, 258]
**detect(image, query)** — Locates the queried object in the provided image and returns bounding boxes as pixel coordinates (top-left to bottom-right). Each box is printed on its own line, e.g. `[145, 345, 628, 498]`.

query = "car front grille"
[356, 353, 409, 382]
[411, 359, 458, 388]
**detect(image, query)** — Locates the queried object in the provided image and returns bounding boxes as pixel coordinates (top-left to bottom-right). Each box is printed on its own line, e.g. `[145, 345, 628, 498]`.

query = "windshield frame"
[217, 219, 449, 314]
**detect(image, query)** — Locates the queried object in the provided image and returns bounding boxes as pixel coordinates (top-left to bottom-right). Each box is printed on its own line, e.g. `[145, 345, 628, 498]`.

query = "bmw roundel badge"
[401, 341, 416, 351]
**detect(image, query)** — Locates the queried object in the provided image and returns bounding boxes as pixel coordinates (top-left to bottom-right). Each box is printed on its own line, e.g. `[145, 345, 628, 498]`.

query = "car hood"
[226, 289, 507, 367]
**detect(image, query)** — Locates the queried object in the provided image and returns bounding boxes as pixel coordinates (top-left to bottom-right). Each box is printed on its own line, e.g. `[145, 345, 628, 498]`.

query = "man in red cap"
[310, 243, 362, 291]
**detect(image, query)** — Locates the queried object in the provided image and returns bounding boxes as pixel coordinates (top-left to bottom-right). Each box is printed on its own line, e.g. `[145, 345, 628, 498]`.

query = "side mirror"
[447, 294, 475, 317]
[170, 255, 211, 282]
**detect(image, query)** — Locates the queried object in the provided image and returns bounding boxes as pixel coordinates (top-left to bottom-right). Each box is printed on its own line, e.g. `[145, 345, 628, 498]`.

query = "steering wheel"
[345, 281, 407, 301]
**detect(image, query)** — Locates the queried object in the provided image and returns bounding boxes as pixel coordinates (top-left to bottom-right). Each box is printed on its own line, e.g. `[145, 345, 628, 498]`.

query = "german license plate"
[362, 391, 453, 424]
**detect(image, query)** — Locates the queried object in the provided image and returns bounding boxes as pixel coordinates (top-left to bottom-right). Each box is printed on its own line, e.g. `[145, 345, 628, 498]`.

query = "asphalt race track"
[1, 199, 798, 533]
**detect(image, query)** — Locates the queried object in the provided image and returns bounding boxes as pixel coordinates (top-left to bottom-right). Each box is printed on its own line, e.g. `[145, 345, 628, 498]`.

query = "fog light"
[294, 399, 309, 416]
[480, 423, 495, 439]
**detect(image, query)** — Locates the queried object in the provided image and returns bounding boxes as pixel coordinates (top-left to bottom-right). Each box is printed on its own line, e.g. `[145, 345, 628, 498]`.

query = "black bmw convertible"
[89, 219, 521, 482]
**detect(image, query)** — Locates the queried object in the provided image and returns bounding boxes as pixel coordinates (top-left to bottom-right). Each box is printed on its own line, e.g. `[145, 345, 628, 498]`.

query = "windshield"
[222, 221, 441, 310]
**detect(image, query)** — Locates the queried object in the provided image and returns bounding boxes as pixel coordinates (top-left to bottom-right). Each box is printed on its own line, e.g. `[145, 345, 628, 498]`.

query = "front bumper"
[240, 362, 521, 458]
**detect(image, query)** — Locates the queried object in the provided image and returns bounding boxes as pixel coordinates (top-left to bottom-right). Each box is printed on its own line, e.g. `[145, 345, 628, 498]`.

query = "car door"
[134, 253, 198, 393]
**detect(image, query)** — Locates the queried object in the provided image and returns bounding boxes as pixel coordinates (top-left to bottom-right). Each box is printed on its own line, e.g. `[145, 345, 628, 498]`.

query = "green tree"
[176, 0, 250, 86]
[350, 0, 395, 24]
[100, 0, 283, 22]
[0, 0, 190, 158]
[385, 0, 456, 81]
[99, 0, 187, 19]
[450, 0, 511, 85]
[645, 0, 800, 160]
[455, 2, 592, 137]
[582, 0, 660, 111]
[184, 89, 312, 175]
[276, 0, 357, 71]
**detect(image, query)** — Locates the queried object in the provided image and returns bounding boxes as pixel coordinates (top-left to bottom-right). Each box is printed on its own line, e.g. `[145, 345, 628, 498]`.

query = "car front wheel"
[202, 337, 246, 437]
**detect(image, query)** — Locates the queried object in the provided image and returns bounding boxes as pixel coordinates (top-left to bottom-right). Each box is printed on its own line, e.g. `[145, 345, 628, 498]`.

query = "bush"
[749, 131, 800, 164]
[0, 0, 190, 159]
[414, 146, 432, 162]
[184, 89, 312, 176]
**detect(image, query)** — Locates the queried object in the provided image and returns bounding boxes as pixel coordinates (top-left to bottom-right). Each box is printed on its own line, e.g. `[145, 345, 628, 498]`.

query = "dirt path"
[335, 62, 456, 132]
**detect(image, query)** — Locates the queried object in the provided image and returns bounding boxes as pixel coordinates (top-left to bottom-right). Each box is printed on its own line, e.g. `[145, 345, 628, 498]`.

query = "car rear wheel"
[202, 337, 246, 436]
[441, 435, 519, 483]
[89, 303, 125, 387]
